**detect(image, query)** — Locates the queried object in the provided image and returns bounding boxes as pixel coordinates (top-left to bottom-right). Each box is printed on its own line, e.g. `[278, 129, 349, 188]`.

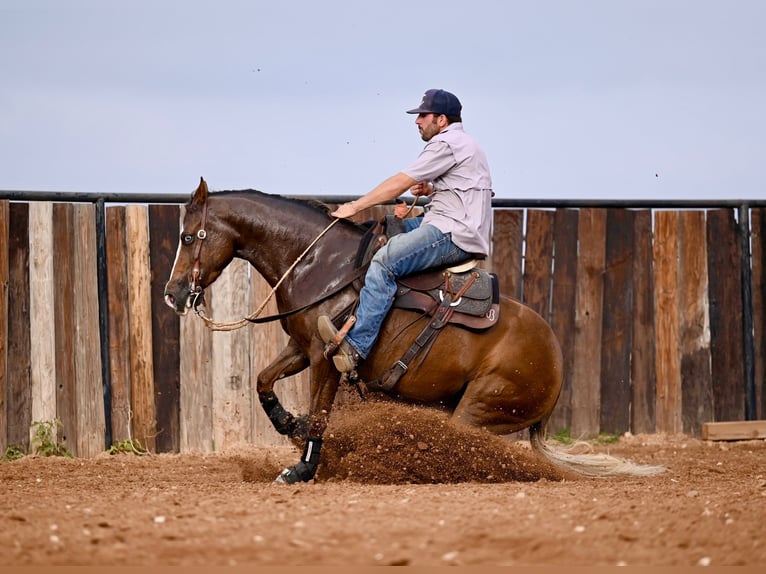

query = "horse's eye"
[182, 234, 194, 245]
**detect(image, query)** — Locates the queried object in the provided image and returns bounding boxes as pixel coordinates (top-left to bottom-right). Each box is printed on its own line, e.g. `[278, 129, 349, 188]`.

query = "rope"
[194, 218, 340, 331]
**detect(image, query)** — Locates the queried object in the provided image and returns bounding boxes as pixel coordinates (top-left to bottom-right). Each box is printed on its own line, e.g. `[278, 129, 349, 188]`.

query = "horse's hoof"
[274, 461, 317, 484]
[274, 467, 300, 484]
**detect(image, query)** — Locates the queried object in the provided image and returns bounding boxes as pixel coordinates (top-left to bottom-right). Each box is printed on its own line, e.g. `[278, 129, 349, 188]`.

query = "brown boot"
[317, 315, 361, 373]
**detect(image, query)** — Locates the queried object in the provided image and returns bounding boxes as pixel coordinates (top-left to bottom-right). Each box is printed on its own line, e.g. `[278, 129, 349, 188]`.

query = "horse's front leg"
[275, 354, 340, 484]
[256, 338, 310, 439]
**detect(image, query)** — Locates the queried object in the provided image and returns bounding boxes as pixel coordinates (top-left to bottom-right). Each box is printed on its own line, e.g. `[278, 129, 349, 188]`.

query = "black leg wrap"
[259, 391, 306, 438]
[275, 437, 323, 484]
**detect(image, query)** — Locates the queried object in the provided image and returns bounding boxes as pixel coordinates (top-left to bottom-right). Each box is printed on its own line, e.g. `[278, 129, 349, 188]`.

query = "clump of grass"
[31, 420, 73, 458]
[2, 445, 25, 461]
[595, 432, 620, 445]
[550, 428, 574, 445]
[107, 438, 148, 456]
[549, 428, 621, 446]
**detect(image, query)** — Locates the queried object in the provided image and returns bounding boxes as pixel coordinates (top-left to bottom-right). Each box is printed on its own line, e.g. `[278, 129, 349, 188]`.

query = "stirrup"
[318, 315, 356, 360]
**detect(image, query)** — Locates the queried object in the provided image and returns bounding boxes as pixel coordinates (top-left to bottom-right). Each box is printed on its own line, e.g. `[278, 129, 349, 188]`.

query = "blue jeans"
[346, 219, 471, 358]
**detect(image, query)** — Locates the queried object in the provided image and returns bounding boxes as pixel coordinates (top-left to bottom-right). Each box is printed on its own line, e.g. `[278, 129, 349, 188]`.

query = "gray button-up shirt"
[402, 123, 493, 256]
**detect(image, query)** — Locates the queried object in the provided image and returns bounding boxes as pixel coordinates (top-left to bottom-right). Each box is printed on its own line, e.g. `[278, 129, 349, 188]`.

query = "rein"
[191, 216, 342, 332]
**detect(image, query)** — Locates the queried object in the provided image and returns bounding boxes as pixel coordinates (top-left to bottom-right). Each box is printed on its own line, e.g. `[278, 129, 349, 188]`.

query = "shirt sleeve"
[402, 140, 456, 182]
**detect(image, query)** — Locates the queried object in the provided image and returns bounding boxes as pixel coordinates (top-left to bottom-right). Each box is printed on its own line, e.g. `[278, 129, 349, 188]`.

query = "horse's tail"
[528, 421, 666, 477]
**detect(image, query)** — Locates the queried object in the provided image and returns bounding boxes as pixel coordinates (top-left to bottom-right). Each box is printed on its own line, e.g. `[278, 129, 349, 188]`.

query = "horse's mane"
[194, 188, 366, 231]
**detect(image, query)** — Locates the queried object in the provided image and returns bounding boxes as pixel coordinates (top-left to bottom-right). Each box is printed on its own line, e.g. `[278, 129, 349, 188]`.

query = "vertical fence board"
[210, 259, 253, 450]
[491, 210, 523, 300]
[105, 206, 132, 443]
[126, 205, 156, 451]
[549, 208, 579, 433]
[52, 203, 78, 453]
[29, 203, 57, 445]
[73, 204, 106, 457]
[600, 209, 635, 435]
[679, 211, 713, 435]
[180, 309, 214, 453]
[571, 208, 606, 437]
[523, 210, 554, 320]
[752, 208, 766, 419]
[149, 205, 181, 453]
[654, 211, 682, 433]
[631, 210, 656, 433]
[7, 203, 32, 451]
[0, 201, 9, 454]
[706, 209, 745, 422]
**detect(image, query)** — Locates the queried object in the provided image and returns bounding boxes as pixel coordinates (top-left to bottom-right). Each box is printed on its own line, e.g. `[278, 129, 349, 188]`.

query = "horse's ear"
[191, 177, 209, 206]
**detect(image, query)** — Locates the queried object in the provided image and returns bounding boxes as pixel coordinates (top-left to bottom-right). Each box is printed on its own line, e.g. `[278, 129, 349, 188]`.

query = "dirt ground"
[1, 401, 765, 567]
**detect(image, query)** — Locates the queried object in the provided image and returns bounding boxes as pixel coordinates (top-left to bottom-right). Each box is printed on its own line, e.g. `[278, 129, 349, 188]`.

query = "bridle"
[184, 195, 349, 332]
[189, 199, 209, 305]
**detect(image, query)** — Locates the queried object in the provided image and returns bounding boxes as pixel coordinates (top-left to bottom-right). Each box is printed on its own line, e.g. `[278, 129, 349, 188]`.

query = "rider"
[318, 88, 494, 372]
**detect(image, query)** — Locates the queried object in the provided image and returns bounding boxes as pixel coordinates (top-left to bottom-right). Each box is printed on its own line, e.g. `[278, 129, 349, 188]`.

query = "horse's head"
[164, 177, 235, 315]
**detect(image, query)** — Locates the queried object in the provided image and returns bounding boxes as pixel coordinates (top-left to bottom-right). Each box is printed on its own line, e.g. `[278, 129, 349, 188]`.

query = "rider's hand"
[410, 181, 433, 197]
[331, 201, 358, 219]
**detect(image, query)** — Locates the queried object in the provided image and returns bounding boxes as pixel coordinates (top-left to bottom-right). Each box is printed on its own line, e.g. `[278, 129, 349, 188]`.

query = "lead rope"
[193, 218, 340, 332]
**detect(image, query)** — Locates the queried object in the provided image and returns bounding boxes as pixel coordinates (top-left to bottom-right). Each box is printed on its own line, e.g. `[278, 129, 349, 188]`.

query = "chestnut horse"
[164, 179, 664, 483]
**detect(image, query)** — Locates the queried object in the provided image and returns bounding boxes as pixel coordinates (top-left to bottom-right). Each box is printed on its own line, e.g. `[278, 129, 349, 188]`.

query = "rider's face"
[416, 113, 443, 142]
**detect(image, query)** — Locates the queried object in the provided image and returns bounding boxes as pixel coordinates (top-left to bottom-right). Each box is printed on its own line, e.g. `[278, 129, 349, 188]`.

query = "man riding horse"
[318, 88, 494, 373]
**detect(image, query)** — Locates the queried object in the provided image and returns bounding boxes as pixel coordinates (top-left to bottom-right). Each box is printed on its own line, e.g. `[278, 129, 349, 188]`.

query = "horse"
[164, 178, 665, 483]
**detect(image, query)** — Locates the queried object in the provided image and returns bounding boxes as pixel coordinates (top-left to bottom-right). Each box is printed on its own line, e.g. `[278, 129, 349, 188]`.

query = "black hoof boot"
[274, 437, 322, 484]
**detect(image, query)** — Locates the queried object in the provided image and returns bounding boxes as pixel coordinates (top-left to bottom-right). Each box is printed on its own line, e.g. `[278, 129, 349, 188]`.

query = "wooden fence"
[1, 197, 765, 457]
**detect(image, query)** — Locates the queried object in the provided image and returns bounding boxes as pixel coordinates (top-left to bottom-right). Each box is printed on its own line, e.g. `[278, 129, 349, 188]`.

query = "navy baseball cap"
[406, 89, 462, 116]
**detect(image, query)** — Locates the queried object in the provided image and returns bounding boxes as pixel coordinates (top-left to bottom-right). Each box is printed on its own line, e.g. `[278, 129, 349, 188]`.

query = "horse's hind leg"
[256, 338, 310, 439]
[451, 373, 558, 435]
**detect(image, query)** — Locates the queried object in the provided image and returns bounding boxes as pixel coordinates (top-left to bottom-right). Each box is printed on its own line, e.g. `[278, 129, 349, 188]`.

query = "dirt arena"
[1, 402, 764, 567]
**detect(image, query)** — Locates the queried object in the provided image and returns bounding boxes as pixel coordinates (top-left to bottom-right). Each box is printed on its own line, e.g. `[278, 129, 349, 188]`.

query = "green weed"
[2, 444, 25, 461]
[107, 438, 148, 456]
[30, 420, 73, 458]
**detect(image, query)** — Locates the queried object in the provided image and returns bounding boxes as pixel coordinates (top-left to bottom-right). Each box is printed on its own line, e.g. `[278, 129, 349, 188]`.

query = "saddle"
[355, 215, 499, 328]
[344, 215, 501, 392]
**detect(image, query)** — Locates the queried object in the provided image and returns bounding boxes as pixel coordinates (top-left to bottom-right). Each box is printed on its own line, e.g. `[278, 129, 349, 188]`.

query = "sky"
[1, 0, 764, 201]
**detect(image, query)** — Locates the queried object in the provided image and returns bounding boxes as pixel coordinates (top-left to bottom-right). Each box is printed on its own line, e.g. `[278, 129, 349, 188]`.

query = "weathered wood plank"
[679, 211, 713, 435]
[702, 420, 766, 441]
[52, 203, 78, 454]
[523, 210, 554, 320]
[750, 209, 765, 420]
[29, 202, 57, 445]
[706, 209, 745, 422]
[7, 203, 32, 452]
[179, 308, 214, 453]
[0, 201, 9, 454]
[600, 209, 634, 435]
[653, 210, 682, 434]
[126, 205, 157, 451]
[72, 204, 106, 457]
[548, 208, 579, 433]
[631, 210, 656, 434]
[105, 206, 132, 443]
[148, 204, 181, 453]
[571, 208, 606, 437]
[210, 258, 253, 450]
[491, 209, 523, 300]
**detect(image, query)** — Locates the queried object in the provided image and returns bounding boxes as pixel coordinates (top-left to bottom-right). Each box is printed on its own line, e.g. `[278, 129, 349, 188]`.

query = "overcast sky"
[1, 0, 764, 200]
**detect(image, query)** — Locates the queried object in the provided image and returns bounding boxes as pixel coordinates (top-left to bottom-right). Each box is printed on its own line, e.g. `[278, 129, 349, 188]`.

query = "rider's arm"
[331, 172, 416, 219]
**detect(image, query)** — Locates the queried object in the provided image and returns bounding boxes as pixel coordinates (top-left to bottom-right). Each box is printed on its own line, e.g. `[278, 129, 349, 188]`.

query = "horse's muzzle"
[164, 288, 192, 316]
